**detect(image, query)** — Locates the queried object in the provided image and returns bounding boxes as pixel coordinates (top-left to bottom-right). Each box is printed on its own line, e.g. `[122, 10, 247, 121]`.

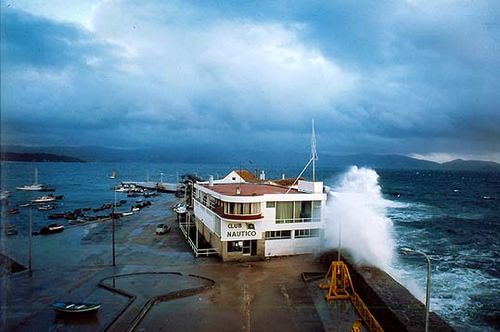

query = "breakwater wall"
[321, 252, 454, 331]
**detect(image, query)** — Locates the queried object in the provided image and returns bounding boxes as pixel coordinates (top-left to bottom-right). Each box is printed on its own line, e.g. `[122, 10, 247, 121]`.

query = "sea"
[1, 161, 499, 331]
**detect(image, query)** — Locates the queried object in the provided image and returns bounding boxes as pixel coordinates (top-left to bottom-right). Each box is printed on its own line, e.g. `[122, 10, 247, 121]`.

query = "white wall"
[264, 237, 321, 257]
[193, 200, 217, 234]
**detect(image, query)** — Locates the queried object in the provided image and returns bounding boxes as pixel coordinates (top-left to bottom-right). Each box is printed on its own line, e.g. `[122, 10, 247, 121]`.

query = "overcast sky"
[1, 1, 499, 162]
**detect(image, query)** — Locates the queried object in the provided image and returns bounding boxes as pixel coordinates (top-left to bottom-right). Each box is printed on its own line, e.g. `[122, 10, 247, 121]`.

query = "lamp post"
[112, 175, 118, 267]
[401, 247, 431, 332]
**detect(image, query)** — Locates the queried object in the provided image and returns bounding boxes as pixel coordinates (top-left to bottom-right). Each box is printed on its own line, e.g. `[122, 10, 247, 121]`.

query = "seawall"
[321, 253, 454, 331]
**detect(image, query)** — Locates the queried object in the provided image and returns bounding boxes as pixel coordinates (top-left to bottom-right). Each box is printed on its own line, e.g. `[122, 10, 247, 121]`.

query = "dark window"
[228, 241, 243, 252]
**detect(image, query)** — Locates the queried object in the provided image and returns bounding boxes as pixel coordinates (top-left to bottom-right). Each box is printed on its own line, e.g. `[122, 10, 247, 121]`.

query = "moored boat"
[38, 203, 56, 211]
[5, 225, 18, 236]
[32, 195, 57, 204]
[50, 301, 101, 314]
[16, 184, 44, 191]
[1, 191, 11, 200]
[40, 223, 64, 234]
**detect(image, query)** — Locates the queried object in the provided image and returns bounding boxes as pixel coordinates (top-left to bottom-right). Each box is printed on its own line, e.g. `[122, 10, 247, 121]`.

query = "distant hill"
[440, 159, 500, 171]
[0, 152, 85, 163]
[1, 145, 499, 171]
[321, 153, 440, 170]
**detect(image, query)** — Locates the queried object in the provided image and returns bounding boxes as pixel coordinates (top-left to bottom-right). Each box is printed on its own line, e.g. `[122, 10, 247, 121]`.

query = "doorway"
[242, 240, 257, 256]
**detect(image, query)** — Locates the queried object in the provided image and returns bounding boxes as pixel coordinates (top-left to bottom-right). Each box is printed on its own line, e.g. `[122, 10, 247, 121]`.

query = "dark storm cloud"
[1, 1, 499, 160]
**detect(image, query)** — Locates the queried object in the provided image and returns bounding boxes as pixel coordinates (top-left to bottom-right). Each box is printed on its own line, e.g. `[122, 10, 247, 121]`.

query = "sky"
[1, 0, 499, 162]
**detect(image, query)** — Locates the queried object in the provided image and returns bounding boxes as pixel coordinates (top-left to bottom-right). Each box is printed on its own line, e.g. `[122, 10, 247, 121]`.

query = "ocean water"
[1, 161, 499, 331]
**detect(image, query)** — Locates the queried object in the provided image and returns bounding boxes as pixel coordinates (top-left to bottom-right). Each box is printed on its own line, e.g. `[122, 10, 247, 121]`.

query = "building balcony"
[212, 206, 263, 221]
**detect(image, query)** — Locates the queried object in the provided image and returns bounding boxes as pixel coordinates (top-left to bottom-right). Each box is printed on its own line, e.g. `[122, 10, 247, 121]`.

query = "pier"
[1, 194, 453, 331]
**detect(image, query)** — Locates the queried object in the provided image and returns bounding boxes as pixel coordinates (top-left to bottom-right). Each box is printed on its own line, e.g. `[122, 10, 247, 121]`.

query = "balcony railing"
[194, 198, 263, 221]
[275, 217, 321, 224]
[213, 206, 263, 221]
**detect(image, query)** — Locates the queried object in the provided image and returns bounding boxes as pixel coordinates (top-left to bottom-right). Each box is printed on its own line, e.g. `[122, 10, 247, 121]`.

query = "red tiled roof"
[235, 169, 258, 182]
[201, 183, 299, 196]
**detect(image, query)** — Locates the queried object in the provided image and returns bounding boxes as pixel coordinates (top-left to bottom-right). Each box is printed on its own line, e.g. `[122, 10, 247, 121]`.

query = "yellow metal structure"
[319, 261, 384, 332]
[351, 319, 362, 332]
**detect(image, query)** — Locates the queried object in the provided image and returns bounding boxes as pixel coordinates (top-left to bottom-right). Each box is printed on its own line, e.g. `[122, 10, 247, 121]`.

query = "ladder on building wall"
[319, 261, 384, 332]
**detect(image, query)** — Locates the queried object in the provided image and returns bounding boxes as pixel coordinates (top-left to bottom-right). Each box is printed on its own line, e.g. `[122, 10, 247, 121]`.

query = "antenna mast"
[285, 119, 319, 194]
[311, 119, 318, 181]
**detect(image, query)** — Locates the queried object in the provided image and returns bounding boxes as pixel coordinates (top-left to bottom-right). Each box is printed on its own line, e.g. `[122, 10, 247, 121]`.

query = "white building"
[188, 171, 327, 261]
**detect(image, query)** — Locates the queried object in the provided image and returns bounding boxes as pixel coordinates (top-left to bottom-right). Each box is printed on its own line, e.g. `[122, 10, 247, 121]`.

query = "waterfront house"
[185, 170, 327, 261]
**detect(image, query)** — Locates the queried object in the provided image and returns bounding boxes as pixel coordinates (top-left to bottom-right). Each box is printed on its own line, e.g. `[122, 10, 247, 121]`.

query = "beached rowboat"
[50, 301, 101, 314]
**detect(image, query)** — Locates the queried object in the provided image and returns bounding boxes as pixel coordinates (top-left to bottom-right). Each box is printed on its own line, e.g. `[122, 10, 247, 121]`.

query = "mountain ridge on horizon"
[2, 145, 499, 171]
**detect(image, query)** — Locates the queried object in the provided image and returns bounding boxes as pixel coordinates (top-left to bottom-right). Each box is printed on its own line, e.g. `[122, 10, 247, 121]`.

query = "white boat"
[16, 168, 46, 191]
[0, 191, 11, 200]
[31, 195, 56, 204]
[109, 170, 117, 179]
[40, 223, 64, 234]
[16, 184, 44, 191]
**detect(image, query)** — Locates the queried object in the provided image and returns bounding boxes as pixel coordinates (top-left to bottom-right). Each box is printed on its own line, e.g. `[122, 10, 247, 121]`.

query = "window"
[265, 230, 292, 240]
[275, 201, 321, 223]
[275, 202, 294, 221]
[223, 202, 261, 215]
[228, 241, 243, 252]
[294, 229, 321, 238]
[266, 201, 275, 208]
[312, 201, 322, 220]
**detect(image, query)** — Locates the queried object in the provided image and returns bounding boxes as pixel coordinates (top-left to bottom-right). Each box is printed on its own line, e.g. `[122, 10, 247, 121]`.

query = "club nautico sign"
[222, 222, 259, 240]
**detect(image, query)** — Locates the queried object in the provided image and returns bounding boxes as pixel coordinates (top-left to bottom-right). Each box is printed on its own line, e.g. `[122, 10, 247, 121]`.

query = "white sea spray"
[322, 166, 395, 272]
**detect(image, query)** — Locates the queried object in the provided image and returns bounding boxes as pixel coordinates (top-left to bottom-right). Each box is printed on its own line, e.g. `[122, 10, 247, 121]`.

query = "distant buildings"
[185, 169, 327, 261]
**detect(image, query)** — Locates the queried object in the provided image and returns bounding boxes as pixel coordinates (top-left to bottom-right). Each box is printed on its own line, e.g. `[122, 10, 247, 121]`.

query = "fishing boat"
[50, 301, 101, 314]
[32, 195, 56, 204]
[40, 223, 64, 234]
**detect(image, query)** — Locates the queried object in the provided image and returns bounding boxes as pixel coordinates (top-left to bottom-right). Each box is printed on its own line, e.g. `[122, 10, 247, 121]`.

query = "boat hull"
[51, 301, 101, 314]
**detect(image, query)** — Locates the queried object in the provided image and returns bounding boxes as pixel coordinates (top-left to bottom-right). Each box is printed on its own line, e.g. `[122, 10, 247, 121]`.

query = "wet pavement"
[1, 195, 361, 331]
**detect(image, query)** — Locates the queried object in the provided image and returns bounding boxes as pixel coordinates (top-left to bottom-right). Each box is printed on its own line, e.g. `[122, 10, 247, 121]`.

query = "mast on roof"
[285, 118, 319, 194]
[311, 119, 318, 181]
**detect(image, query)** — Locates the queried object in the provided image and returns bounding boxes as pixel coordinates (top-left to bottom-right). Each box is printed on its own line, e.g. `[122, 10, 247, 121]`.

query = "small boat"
[1, 191, 11, 200]
[109, 170, 117, 179]
[18, 202, 31, 208]
[122, 211, 133, 216]
[38, 204, 56, 211]
[32, 195, 56, 204]
[8, 208, 19, 215]
[131, 207, 140, 212]
[5, 225, 18, 236]
[48, 213, 65, 220]
[40, 223, 64, 234]
[50, 301, 101, 314]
